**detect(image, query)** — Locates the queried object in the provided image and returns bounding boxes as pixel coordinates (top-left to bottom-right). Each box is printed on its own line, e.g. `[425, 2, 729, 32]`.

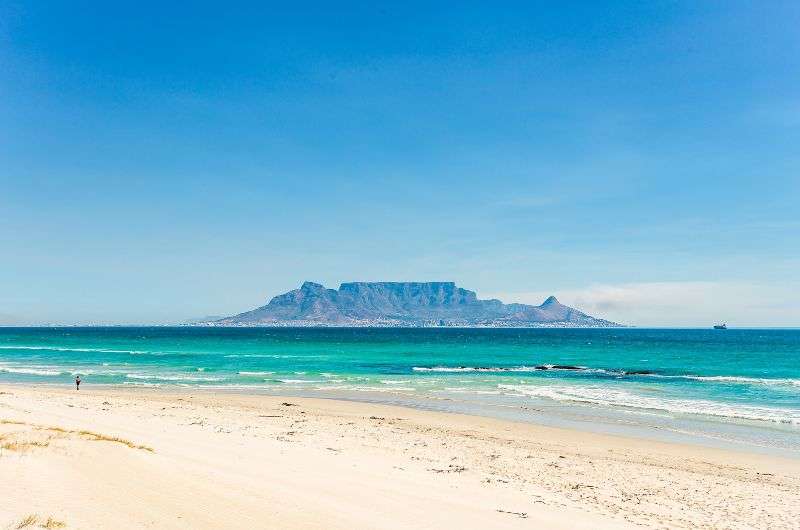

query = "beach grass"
[41, 517, 66, 529]
[1, 439, 50, 452]
[15, 515, 39, 528]
[77, 430, 154, 452]
[1, 419, 153, 453]
[14, 514, 66, 529]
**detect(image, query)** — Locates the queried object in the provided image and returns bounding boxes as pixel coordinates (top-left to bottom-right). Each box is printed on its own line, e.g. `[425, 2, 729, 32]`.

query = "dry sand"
[1, 385, 798, 529]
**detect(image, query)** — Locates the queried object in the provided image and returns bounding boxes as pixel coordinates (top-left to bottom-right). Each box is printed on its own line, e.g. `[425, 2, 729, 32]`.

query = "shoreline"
[25, 382, 800, 464]
[2, 384, 799, 529]
[5, 380, 799, 459]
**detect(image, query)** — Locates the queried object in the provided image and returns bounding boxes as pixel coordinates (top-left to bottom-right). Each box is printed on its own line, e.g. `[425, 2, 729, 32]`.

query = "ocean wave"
[237, 371, 276, 376]
[0, 366, 63, 376]
[0, 345, 150, 354]
[315, 385, 415, 392]
[68, 369, 127, 376]
[439, 387, 502, 395]
[201, 384, 275, 391]
[411, 365, 800, 390]
[223, 354, 296, 359]
[1, 365, 128, 377]
[620, 372, 800, 390]
[125, 373, 224, 382]
[275, 379, 325, 384]
[411, 364, 617, 374]
[413, 366, 542, 373]
[498, 384, 800, 425]
[679, 375, 800, 388]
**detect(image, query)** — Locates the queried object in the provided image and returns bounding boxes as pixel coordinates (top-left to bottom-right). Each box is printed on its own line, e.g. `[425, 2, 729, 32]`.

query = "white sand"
[1, 385, 798, 529]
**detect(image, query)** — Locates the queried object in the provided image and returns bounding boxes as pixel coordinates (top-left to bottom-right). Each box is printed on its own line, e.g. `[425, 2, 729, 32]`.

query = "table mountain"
[211, 281, 620, 327]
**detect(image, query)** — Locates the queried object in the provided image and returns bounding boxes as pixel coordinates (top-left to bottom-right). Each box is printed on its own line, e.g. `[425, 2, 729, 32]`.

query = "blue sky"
[1, 1, 798, 326]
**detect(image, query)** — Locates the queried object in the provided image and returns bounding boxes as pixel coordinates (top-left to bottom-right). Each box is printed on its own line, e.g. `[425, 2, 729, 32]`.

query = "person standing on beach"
[75, 375, 81, 391]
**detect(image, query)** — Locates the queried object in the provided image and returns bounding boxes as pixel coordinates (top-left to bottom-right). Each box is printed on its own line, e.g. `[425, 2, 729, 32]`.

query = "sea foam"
[0, 366, 62, 376]
[499, 384, 800, 425]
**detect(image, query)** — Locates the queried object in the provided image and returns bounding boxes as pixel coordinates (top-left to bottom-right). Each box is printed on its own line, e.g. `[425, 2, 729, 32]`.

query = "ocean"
[1, 327, 798, 455]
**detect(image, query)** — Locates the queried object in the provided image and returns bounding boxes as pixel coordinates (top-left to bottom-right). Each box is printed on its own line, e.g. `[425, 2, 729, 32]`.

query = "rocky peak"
[541, 295, 560, 306]
[300, 281, 326, 292]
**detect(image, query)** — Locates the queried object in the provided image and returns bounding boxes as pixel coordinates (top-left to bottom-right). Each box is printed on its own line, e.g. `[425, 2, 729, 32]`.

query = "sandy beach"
[1, 385, 798, 529]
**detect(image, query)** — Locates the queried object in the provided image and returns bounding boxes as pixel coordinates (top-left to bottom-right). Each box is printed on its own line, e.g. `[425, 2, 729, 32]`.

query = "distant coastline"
[208, 281, 622, 328]
[188, 320, 624, 329]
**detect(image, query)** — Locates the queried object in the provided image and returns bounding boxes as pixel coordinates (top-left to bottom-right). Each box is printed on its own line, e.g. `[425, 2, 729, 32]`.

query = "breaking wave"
[499, 384, 800, 425]
[0, 345, 151, 354]
[412, 365, 581, 373]
[125, 373, 225, 382]
[0, 366, 62, 376]
[411, 365, 800, 389]
[679, 375, 800, 388]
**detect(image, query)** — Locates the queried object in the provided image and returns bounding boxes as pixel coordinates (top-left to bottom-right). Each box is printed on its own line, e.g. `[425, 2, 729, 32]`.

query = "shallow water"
[1, 327, 798, 455]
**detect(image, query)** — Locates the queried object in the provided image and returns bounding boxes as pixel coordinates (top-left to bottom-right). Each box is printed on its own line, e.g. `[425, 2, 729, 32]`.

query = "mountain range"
[209, 281, 621, 328]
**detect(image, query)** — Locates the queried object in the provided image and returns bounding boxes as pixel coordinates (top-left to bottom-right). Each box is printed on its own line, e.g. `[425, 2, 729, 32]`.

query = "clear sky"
[1, 1, 798, 327]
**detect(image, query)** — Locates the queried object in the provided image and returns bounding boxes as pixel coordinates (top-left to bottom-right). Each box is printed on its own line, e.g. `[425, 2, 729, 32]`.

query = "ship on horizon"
[713, 323, 727, 329]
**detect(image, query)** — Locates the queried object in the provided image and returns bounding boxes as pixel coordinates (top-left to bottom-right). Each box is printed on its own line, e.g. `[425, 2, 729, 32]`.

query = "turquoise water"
[1, 327, 799, 454]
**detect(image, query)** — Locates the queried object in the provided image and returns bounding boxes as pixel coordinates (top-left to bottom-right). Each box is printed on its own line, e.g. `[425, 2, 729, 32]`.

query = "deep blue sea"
[1, 327, 798, 454]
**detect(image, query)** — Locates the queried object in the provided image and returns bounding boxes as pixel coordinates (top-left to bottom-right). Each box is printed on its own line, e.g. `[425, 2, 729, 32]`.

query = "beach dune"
[1, 386, 798, 529]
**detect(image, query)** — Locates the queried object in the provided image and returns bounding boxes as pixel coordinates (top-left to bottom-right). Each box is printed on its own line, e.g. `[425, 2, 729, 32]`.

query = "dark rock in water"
[624, 370, 656, 375]
[211, 281, 622, 328]
[536, 365, 585, 371]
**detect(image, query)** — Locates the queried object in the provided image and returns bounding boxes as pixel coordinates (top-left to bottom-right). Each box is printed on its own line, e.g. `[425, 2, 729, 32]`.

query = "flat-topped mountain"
[211, 281, 621, 328]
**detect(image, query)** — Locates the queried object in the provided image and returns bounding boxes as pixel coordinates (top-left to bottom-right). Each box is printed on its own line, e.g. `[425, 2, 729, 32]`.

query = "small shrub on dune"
[13, 514, 67, 529]
[42, 517, 67, 529]
[15, 514, 39, 528]
[1, 439, 50, 453]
